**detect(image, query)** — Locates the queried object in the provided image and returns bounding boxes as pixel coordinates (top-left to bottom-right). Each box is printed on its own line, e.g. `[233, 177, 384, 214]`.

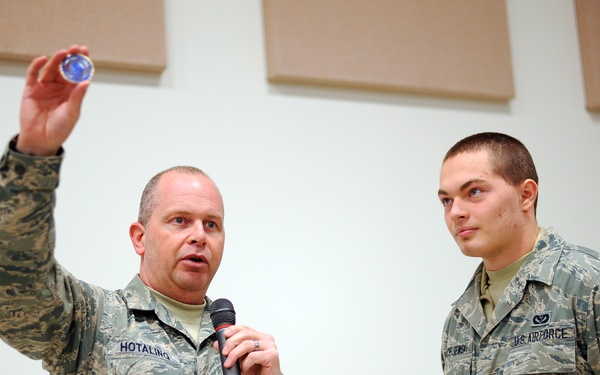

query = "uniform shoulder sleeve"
[0, 135, 63, 249]
[0, 135, 73, 360]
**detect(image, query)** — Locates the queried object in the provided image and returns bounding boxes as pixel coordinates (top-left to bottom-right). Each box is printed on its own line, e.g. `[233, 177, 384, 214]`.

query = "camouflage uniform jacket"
[441, 227, 600, 374]
[0, 138, 223, 374]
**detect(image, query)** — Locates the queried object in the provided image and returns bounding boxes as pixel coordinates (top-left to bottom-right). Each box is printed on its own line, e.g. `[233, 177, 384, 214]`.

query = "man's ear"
[521, 179, 538, 212]
[129, 222, 146, 256]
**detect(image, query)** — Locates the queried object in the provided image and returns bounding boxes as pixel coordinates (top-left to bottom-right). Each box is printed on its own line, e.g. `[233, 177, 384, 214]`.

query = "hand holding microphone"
[210, 298, 282, 375]
[210, 298, 241, 375]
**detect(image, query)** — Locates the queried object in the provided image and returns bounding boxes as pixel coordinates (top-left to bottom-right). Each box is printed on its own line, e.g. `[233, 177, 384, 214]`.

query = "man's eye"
[441, 198, 452, 206]
[205, 221, 217, 229]
[469, 188, 483, 197]
[172, 217, 186, 224]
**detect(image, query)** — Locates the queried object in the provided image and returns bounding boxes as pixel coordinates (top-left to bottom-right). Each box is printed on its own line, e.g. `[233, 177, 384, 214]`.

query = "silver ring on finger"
[253, 339, 260, 351]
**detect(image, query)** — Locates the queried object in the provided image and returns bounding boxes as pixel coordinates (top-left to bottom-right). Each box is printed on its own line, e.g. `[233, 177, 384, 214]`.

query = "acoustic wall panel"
[263, 0, 514, 101]
[575, 0, 600, 112]
[0, 0, 166, 73]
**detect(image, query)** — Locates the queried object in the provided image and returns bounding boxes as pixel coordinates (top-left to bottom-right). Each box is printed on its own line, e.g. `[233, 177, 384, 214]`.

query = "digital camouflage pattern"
[0, 137, 223, 374]
[442, 226, 600, 374]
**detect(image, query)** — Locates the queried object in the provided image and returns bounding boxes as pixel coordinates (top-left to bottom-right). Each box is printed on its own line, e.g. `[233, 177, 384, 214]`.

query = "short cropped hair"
[443, 132, 539, 211]
[137, 166, 216, 227]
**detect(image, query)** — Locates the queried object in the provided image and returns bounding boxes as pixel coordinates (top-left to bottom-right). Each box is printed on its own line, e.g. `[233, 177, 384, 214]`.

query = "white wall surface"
[0, 1, 599, 373]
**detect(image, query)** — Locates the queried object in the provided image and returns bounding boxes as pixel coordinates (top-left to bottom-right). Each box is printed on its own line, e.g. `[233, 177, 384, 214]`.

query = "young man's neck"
[483, 225, 540, 271]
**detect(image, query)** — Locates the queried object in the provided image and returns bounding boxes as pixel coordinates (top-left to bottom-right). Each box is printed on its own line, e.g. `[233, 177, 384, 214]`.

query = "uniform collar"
[121, 274, 214, 311]
[517, 227, 564, 287]
[452, 227, 566, 337]
[121, 275, 217, 347]
[456, 226, 564, 306]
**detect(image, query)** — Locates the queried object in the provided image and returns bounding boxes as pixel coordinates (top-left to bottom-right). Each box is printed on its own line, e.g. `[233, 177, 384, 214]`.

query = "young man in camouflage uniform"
[0, 45, 283, 374]
[438, 132, 600, 374]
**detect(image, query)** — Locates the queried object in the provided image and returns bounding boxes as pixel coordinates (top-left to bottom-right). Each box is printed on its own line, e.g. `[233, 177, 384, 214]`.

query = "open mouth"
[184, 255, 207, 264]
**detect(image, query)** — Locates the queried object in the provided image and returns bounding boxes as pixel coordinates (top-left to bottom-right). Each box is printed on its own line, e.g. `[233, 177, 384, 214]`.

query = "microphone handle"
[216, 327, 241, 375]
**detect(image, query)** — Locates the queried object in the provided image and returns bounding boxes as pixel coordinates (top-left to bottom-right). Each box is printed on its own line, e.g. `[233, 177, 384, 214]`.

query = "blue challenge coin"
[60, 54, 94, 83]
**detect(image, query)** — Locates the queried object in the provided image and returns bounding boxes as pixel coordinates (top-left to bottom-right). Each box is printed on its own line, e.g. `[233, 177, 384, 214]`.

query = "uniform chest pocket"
[504, 324, 576, 374]
[443, 341, 474, 375]
[108, 341, 185, 374]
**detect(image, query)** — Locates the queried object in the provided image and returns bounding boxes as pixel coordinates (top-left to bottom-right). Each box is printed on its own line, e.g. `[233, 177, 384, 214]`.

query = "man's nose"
[189, 222, 207, 245]
[449, 199, 468, 222]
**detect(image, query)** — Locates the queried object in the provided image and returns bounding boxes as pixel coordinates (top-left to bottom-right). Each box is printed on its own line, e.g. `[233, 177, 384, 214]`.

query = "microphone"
[210, 298, 241, 375]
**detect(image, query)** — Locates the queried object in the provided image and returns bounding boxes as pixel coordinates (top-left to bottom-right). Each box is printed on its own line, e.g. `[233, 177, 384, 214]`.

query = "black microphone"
[210, 298, 241, 375]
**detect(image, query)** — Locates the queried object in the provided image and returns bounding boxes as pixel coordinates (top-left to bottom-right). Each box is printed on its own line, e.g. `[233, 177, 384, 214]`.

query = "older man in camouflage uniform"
[438, 132, 600, 374]
[0, 45, 282, 374]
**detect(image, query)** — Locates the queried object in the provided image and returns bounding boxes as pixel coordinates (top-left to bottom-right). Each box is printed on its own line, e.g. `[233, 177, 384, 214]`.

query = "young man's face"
[131, 171, 225, 304]
[438, 150, 530, 270]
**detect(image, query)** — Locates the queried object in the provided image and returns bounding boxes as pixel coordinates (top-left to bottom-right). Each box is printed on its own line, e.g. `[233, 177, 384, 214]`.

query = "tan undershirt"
[480, 229, 542, 320]
[150, 289, 205, 342]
